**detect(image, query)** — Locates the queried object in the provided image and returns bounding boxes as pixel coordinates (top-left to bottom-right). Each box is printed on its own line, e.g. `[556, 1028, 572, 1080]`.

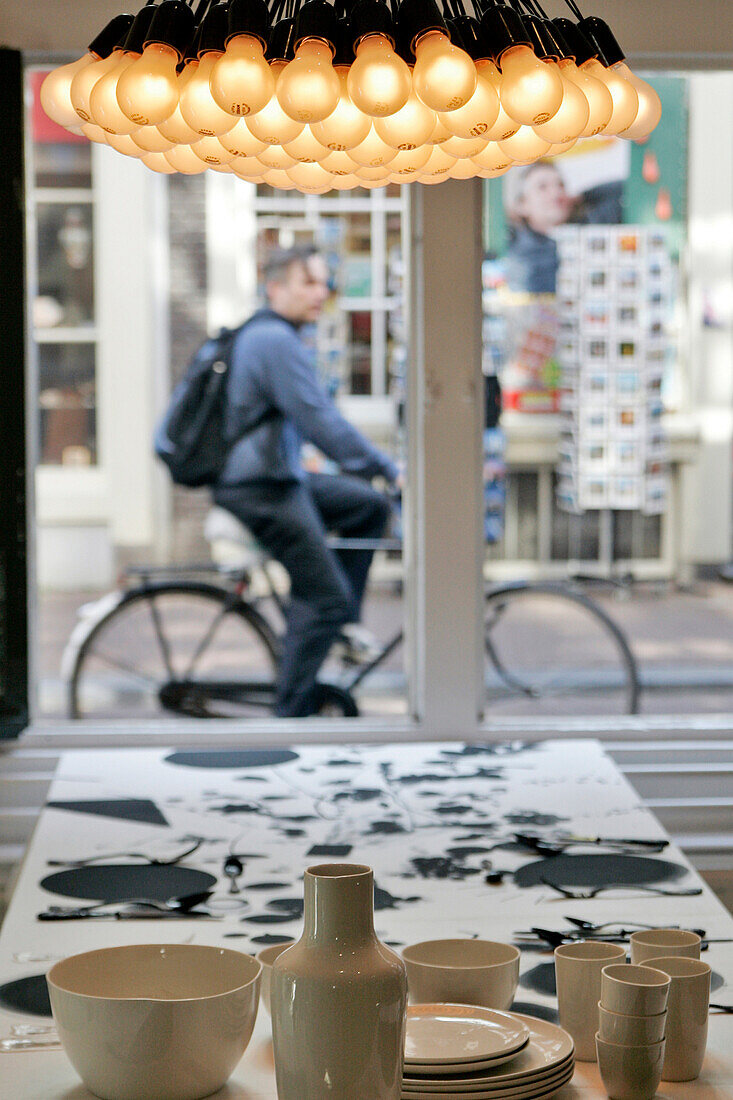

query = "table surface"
[1, 739, 731, 1099]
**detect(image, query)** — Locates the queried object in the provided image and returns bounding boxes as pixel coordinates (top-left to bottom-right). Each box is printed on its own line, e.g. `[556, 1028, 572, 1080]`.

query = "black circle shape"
[164, 750, 299, 769]
[514, 853, 688, 889]
[40, 864, 217, 903]
[0, 975, 52, 1017]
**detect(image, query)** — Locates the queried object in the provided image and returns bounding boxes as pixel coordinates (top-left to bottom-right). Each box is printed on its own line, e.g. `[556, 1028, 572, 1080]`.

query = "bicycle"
[63, 510, 640, 719]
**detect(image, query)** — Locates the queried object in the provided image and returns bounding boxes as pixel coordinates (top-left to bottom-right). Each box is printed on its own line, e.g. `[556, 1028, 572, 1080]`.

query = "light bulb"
[426, 116, 452, 144]
[261, 168, 297, 189]
[283, 127, 331, 163]
[105, 131, 145, 157]
[375, 90, 436, 150]
[498, 44, 563, 126]
[321, 148, 360, 175]
[354, 164, 391, 183]
[347, 34, 411, 118]
[387, 144, 431, 176]
[471, 142, 513, 174]
[582, 58, 638, 136]
[179, 53, 238, 136]
[447, 158, 478, 180]
[327, 173, 361, 191]
[70, 53, 120, 123]
[412, 30, 477, 113]
[247, 62, 305, 145]
[229, 154, 267, 180]
[614, 63, 662, 140]
[130, 125, 175, 153]
[533, 61, 589, 144]
[416, 145, 457, 181]
[219, 118, 268, 157]
[498, 126, 551, 163]
[80, 122, 109, 144]
[141, 150, 178, 173]
[438, 63, 499, 140]
[311, 66, 371, 150]
[164, 145, 209, 173]
[480, 59, 519, 141]
[116, 43, 180, 126]
[475, 162, 510, 180]
[40, 54, 96, 128]
[88, 52, 141, 134]
[191, 136, 237, 166]
[158, 63, 203, 144]
[348, 125, 398, 167]
[210, 34, 275, 117]
[277, 39, 341, 123]
[257, 145, 298, 170]
[287, 161, 334, 190]
[563, 58, 612, 137]
[441, 133, 487, 159]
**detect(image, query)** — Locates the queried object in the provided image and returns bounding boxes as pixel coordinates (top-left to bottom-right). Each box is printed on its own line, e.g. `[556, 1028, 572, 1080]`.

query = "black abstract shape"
[250, 934, 296, 945]
[282, 829, 306, 837]
[243, 913, 299, 924]
[515, 853, 689, 889]
[47, 799, 169, 827]
[211, 803, 262, 815]
[267, 898, 304, 919]
[368, 821, 407, 835]
[410, 857, 482, 880]
[307, 844, 354, 857]
[519, 961, 556, 998]
[511, 999, 559, 1023]
[505, 811, 569, 828]
[0, 975, 52, 1017]
[374, 885, 422, 910]
[446, 846, 494, 858]
[40, 864, 217, 904]
[165, 750, 299, 769]
[333, 789, 382, 802]
[247, 882, 291, 891]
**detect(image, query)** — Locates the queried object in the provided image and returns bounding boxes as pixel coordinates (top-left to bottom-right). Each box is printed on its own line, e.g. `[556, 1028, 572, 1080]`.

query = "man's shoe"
[331, 624, 382, 666]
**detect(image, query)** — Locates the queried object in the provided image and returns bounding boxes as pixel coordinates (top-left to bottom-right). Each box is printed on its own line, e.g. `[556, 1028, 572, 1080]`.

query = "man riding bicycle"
[214, 244, 401, 717]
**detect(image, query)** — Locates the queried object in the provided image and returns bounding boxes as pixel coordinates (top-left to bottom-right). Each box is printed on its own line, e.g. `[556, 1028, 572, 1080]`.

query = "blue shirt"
[219, 309, 399, 485]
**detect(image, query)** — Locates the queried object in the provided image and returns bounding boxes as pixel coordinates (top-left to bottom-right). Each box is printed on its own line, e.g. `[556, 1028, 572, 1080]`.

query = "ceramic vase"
[271, 863, 407, 1100]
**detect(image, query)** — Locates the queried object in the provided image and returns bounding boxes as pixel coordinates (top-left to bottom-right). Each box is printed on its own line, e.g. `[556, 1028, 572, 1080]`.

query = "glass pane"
[35, 203, 95, 328]
[27, 70, 92, 189]
[348, 311, 372, 394]
[38, 343, 96, 465]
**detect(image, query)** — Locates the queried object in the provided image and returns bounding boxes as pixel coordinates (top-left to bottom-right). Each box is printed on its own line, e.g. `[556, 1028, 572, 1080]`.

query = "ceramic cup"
[629, 929, 702, 965]
[600, 963, 671, 1017]
[554, 941, 627, 1061]
[47, 943, 262, 1100]
[640, 956, 711, 1081]
[598, 1002, 667, 1046]
[256, 941, 295, 1016]
[596, 1033, 665, 1100]
[401, 938, 520, 1011]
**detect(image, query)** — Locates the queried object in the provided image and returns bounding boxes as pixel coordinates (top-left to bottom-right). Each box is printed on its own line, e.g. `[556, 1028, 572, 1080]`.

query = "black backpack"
[154, 322, 250, 488]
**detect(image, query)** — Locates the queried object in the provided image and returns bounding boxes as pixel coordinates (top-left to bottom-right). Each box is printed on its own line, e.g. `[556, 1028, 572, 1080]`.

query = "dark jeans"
[214, 473, 391, 717]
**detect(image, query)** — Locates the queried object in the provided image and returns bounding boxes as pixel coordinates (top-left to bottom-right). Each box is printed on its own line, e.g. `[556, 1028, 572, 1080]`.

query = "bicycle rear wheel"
[484, 583, 640, 716]
[68, 583, 279, 719]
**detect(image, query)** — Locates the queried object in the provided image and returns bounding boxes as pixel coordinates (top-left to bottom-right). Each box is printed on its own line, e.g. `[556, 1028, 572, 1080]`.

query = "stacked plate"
[403, 1005, 574, 1100]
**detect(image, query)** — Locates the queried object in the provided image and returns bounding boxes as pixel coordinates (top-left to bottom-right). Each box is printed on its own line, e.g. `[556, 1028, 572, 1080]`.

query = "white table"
[1, 740, 731, 1098]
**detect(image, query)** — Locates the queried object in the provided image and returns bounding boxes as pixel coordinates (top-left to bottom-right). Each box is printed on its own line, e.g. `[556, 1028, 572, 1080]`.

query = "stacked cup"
[595, 964, 670, 1100]
[629, 929, 710, 1082]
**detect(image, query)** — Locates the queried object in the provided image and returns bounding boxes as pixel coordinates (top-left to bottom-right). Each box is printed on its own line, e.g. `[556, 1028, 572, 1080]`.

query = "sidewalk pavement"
[35, 577, 733, 718]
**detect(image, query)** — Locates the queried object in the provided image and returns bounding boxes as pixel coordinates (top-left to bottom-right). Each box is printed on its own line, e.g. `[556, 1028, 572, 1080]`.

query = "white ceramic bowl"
[600, 963, 671, 1017]
[256, 940, 295, 1015]
[401, 938, 520, 1010]
[47, 943, 262, 1100]
[596, 1033, 665, 1100]
[598, 1002, 667, 1045]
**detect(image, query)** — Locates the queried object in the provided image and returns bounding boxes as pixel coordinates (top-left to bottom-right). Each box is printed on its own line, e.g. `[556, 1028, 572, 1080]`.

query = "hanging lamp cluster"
[40, 0, 662, 193]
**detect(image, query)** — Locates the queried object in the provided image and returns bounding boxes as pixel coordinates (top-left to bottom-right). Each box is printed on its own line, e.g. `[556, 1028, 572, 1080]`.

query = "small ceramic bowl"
[601, 963, 671, 1017]
[596, 1033, 665, 1100]
[47, 943, 262, 1100]
[401, 938, 520, 1010]
[598, 1002, 667, 1045]
[256, 940, 295, 1015]
[629, 929, 701, 965]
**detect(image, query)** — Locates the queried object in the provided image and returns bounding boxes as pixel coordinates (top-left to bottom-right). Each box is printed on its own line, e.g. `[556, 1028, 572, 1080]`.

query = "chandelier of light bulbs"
[40, 0, 662, 193]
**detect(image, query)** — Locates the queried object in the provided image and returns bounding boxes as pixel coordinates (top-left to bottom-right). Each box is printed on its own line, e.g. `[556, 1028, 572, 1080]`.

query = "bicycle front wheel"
[484, 583, 640, 716]
[69, 583, 279, 719]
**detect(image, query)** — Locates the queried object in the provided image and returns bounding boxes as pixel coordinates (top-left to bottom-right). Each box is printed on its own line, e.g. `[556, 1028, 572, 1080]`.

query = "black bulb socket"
[226, 0, 270, 50]
[267, 17, 297, 62]
[333, 18, 356, 66]
[182, 22, 203, 65]
[293, 0, 338, 52]
[398, 0, 447, 57]
[521, 13, 557, 61]
[447, 15, 487, 62]
[349, 0, 396, 51]
[578, 16, 625, 67]
[479, 4, 531, 63]
[144, 0, 197, 59]
[122, 4, 158, 55]
[89, 13, 135, 58]
[552, 18, 597, 65]
[541, 19, 570, 62]
[195, 2, 229, 55]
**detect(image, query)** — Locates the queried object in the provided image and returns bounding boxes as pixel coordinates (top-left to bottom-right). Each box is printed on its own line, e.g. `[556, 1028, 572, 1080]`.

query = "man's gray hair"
[263, 244, 321, 285]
